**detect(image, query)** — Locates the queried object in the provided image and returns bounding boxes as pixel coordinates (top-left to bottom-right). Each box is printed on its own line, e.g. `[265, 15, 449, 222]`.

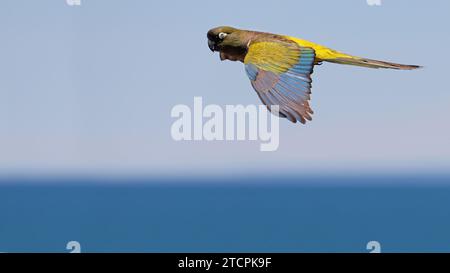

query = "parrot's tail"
[325, 57, 421, 70]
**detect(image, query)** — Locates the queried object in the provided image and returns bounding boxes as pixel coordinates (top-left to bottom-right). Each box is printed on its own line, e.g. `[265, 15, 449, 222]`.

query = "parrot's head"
[207, 26, 250, 62]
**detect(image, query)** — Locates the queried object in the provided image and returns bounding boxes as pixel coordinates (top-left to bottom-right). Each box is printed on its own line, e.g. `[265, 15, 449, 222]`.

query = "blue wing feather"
[245, 47, 316, 123]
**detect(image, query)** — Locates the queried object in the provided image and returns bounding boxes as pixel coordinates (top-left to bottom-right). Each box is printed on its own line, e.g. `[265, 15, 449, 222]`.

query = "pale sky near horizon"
[0, 0, 449, 176]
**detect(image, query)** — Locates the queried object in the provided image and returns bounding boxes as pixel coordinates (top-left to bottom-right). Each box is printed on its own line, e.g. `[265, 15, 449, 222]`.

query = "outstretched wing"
[244, 39, 316, 124]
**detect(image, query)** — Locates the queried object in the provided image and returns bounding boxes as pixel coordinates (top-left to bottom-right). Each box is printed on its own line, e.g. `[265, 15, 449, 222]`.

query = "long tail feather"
[326, 57, 421, 70]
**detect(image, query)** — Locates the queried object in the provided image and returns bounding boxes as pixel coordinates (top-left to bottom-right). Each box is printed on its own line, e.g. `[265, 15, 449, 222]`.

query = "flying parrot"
[207, 26, 421, 124]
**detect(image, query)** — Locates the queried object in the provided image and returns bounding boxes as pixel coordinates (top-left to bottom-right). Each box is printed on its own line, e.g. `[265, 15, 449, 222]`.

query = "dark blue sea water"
[1, 175, 450, 253]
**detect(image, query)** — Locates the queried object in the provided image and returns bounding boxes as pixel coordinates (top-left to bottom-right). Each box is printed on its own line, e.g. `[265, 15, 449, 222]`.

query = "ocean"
[1, 175, 449, 253]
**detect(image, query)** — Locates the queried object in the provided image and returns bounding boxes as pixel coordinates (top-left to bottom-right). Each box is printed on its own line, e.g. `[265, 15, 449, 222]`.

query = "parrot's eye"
[218, 32, 228, 40]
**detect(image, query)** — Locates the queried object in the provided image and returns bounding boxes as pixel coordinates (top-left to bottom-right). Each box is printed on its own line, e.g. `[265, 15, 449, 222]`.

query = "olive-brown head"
[207, 26, 253, 62]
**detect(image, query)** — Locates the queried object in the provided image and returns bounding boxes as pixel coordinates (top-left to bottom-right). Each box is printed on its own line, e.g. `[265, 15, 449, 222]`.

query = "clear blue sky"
[1, 0, 449, 176]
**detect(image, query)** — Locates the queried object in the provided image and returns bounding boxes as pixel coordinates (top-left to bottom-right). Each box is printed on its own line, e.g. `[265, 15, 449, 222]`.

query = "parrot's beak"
[208, 39, 216, 52]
